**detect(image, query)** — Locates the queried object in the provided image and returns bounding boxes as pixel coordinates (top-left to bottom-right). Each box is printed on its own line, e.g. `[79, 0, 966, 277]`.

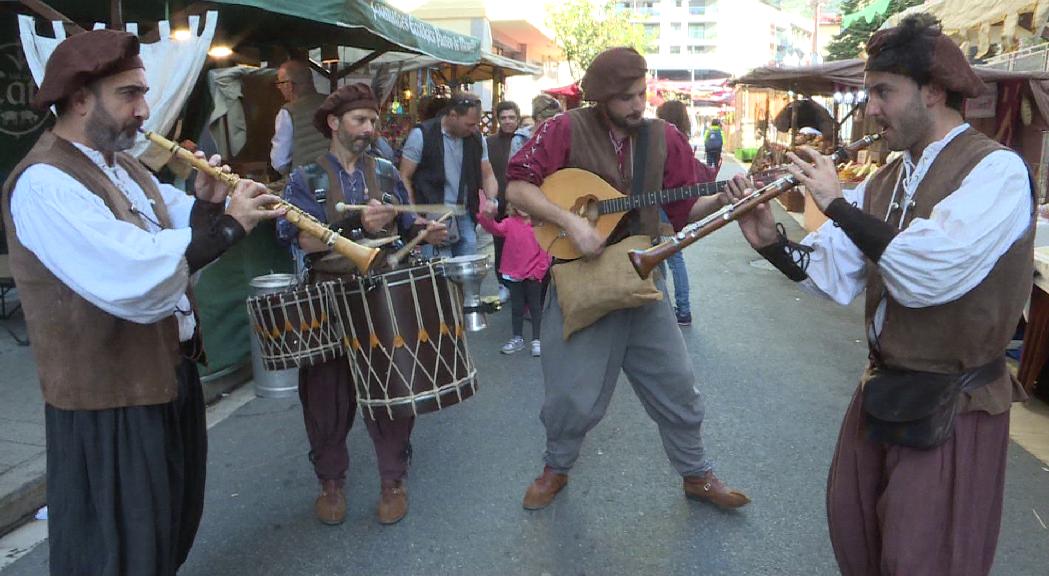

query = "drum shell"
[330, 263, 477, 419]
[246, 282, 344, 372]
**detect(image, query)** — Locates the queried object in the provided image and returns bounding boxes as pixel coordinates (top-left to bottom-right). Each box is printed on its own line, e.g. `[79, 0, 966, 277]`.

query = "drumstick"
[359, 235, 401, 248]
[387, 211, 454, 268]
[334, 201, 466, 216]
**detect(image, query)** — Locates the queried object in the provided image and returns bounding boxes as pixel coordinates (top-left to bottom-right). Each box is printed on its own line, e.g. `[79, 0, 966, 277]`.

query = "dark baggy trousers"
[299, 356, 414, 483]
[45, 358, 207, 576]
[827, 386, 1010, 576]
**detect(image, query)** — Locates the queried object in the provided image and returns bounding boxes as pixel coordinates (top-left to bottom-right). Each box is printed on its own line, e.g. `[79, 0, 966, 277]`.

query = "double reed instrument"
[629, 133, 883, 279]
[140, 130, 379, 273]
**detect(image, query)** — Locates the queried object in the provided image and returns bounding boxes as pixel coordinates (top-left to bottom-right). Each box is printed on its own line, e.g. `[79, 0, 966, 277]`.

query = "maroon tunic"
[506, 112, 709, 232]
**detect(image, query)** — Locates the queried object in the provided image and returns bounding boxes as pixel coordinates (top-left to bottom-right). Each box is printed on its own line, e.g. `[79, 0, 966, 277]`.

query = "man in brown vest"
[505, 47, 750, 511]
[277, 83, 447, 526]
[270, 59, 328, 175]
[726, 14, 1033, 575]
[1, 29, 281, 574]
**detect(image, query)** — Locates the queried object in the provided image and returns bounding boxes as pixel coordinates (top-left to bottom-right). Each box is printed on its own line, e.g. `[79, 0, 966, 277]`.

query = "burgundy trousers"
[827, 386, 1010, 576]
[298, 356, 414, 483]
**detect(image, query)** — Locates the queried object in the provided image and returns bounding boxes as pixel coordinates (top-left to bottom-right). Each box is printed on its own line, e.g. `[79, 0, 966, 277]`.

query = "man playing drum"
[505, 47, 750, 511]
[277, 83, 447, 526]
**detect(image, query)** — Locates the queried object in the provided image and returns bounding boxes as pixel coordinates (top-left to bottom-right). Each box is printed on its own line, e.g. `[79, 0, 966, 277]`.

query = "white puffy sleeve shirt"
[797, 124, 1032, 333]
[9, 144, 199, 341]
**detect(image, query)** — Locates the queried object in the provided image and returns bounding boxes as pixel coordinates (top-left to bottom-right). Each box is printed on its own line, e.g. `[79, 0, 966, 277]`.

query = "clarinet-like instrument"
[629, 133, 883, 279]
[140, 130, 379, 273]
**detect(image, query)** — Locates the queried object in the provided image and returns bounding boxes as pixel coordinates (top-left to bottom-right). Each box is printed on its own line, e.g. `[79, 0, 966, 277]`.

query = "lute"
[534, 168, 730, 260]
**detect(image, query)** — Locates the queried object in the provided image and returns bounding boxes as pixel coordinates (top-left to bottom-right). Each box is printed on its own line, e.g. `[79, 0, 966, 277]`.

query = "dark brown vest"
[2, 131, 183, 410]
[566, 107, 666, 239]
[861, 128, 1033, 413]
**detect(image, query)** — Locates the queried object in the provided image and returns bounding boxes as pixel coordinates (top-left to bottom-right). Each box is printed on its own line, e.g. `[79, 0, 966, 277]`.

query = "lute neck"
[598, 180, 727, 215]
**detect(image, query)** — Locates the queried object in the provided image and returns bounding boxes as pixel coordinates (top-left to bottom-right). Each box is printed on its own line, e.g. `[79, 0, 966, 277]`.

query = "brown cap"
[580, 47, 647, 103]
[33, 29, 144, 111]
[313, 83, 380, 138]
[866, 19, 985, 98]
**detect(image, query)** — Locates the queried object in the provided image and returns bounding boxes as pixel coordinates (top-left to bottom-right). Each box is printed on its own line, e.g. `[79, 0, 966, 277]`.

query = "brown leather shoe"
[683, 471, 751, 510]
[314, 479, 346, 525]
[377, 480, 408, 525]
[522, 466, 568, 510]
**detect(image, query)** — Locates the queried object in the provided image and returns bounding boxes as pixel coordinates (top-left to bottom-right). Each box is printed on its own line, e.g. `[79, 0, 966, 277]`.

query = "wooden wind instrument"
[334, 201, 465, 216]
[629, 133, 883, 280]
[140, 130, 379, 273]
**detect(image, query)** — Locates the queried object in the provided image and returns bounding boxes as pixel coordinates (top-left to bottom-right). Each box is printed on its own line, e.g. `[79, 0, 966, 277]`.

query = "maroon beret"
[581, 47, 648, 103]
[33, 29, 144, 111]
[866, 23, 985, 99]
[313, 83, 380, 138]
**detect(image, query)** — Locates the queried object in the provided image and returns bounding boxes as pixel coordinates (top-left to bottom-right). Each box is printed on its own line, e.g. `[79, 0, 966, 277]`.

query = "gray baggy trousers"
[539, 281, 711, 477]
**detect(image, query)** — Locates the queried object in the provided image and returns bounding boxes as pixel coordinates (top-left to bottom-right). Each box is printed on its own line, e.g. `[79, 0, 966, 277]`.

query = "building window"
[687, 45, 714, 55]
[671, 22, 682, 34]
[644, 23, 659, 42]
[688, 23, 714, 39]
[689, 0, 715, 16]
[637, 1, 658, 16]
[670, 46, 682, 54]
[676, 0, 685, 6]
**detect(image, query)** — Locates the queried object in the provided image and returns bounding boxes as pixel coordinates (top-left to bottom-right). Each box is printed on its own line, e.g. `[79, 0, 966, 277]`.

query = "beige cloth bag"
[550, 235, 663, 340]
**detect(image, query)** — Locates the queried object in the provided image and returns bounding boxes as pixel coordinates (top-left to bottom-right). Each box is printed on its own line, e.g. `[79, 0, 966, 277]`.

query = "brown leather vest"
[861, 128, 1033, 414]
[566, 107, 666, 239]
[2, 131, 183, 410]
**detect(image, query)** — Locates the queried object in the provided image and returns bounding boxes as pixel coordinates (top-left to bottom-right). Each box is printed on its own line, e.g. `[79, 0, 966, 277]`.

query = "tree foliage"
[547, 0, 650, 80]
[825, 0, 925, 61]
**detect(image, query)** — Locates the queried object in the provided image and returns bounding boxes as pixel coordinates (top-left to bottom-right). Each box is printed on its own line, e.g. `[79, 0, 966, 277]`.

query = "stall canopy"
[731, 60, 865, 94]
[883, 0, 1049, 57]
[21, 0, 483, 64]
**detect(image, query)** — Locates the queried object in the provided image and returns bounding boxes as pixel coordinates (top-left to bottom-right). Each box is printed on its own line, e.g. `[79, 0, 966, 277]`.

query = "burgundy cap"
[581, 47, 648, 103]
[33, 29, 144, 111]
[313, 83, 380, 138]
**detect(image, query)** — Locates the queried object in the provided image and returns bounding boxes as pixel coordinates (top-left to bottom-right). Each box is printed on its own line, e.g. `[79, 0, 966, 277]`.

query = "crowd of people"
[1, 13, 1035, 576]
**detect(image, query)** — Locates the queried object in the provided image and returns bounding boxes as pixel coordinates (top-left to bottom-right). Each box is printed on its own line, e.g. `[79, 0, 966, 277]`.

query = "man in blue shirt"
[277, 84, 446, 527]
[399, 92, 499, 257]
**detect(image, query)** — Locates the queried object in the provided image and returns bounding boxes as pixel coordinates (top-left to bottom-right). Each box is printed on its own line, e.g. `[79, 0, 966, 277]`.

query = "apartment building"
[616, 0, 816, 80]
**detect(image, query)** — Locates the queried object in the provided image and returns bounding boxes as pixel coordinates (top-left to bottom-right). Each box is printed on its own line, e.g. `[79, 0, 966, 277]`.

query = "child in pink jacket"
[477, 198, 550, 357]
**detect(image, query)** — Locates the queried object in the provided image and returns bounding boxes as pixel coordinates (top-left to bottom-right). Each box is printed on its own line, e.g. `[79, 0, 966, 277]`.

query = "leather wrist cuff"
[189, 198, 225, 229]
[825, 197, 897, 263]
[186, 214, 246, 273]
[757, 237, 809, 282]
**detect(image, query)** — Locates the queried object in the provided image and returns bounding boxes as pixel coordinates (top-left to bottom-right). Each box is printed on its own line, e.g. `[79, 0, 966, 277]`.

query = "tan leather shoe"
[683, 471, 751, 509]
[377, 480, 408, 525]
[315, 479, 346, 525]
[522, 466, 568, 510]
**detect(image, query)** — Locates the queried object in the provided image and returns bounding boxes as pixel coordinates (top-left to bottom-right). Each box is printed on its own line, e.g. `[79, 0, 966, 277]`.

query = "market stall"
[6, 0, 491, 382]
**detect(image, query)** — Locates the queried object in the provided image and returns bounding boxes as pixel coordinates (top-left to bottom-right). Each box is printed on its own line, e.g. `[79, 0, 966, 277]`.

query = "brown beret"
[33, 29, 144, 111]
[313, 83, 380, 138]
[866, 22, 985, 99]
[581, 47, 647, 103]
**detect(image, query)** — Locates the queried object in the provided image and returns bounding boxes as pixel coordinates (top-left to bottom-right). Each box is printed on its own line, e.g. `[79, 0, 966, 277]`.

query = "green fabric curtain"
[195, 220, 293, 376]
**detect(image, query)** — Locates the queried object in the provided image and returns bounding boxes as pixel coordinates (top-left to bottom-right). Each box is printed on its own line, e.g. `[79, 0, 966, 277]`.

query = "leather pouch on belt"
[862, 357, 1004, 449]
[550, 235, 663, 341]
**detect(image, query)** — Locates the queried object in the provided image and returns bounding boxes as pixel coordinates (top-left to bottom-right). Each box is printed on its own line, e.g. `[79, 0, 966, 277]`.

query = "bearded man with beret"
[505, 47, 750, 511]
[1, 29, 282, 574]
[277, 83, 447, 526]
[726, 14, 1033, 575]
